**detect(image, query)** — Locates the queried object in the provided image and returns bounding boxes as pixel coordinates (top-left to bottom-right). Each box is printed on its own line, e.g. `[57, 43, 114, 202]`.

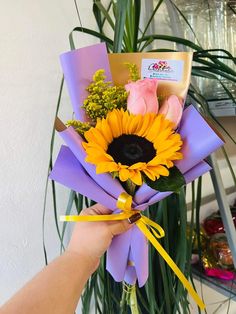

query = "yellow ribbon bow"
[60, 192, 205, 310]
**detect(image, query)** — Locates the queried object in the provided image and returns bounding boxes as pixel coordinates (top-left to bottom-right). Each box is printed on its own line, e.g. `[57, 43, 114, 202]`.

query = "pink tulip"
[159, 95, 183, 128]
[125, 78, 159, 115]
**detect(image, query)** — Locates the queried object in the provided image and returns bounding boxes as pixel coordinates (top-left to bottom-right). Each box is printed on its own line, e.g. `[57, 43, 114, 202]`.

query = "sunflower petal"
[130, 170, 143, 185]
[154, 165, 169, 176]
[96, 162, 119, 173]
[142, 168, 156, 181]
[119, 168, 131, 182]
[129, 162, 146, 170]
[107, 109, 123, 138]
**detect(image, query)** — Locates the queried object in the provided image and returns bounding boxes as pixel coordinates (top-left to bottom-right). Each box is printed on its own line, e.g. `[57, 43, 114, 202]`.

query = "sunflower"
[82, 109, 183, 186]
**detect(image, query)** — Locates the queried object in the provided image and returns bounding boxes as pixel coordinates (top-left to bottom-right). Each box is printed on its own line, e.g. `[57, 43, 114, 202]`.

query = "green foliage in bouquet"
[43, 1, 236, 313]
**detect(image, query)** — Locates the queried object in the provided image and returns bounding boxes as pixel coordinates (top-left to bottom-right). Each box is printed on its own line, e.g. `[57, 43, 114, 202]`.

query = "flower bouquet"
[50, 43, 224, 311]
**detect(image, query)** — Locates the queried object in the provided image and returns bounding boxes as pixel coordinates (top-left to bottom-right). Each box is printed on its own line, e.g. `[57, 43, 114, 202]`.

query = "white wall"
[0, 0, 98, 304]
[0, 1, 235, 312]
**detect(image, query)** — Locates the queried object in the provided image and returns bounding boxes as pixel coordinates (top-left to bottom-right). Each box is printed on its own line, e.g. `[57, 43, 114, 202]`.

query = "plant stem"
[125, 179, 136, 196]
[120, 285, 126, 310]
[129, 284, 139, 314]
[120, 282, 139, 314]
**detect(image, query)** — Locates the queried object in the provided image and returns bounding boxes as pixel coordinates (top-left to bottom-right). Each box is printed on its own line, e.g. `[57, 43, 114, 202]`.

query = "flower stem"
[125, 179, 136, 196]
[120, 282, 127, 310]
[120, 282, 139, 314]
[129, 284, 139, 314]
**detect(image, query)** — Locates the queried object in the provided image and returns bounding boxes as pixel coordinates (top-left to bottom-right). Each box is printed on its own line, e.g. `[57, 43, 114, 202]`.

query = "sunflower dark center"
[107, 134, 156, 166]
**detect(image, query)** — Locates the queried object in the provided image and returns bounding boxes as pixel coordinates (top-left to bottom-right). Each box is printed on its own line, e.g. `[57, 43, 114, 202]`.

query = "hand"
[0, 205, 141, 314]
[66, 204, 140, 272]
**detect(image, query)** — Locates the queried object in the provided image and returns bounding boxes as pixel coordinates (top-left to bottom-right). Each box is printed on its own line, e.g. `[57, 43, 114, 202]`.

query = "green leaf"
[169, 0, 202, 47]
[221, 146, 236, 187]
[93, 1, 103, 33]
[132, 0, 140, 51]
[60, 190, 77, 254]
[192, 66, 236, 83]
[138, 0, 164, 50]
[138, 34, 203, 51]
[113, 0, 129, 52]
[94, 1, 115, 30]
[42, 77, 64, 265]
[69, 27, 114, 51]
[145, 166, 186, 192]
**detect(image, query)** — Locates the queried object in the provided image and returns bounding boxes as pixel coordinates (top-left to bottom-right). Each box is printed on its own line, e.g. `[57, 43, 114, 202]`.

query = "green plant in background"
[43, 0, 236, 313]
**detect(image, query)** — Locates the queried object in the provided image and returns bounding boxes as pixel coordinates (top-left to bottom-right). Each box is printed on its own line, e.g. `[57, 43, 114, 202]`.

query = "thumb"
[109, 213, 142, 236]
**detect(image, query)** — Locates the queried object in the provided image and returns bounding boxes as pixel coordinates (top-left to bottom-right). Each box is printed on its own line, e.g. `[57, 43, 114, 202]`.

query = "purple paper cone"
[175, 105, 224, 173]
[124, 264, 137, 286]
[124, 250, 137, 285]
[49, 145, 117, 210]
[106, 228, 133, 281]
[130, 225, 149, 287]
[60, 43, 112, 121]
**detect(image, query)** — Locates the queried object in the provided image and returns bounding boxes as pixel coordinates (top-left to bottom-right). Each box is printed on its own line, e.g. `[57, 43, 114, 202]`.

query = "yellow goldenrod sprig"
[83, 69, 128, 121]
[66, 120, 91, 136]
[124, 62, 140, 82]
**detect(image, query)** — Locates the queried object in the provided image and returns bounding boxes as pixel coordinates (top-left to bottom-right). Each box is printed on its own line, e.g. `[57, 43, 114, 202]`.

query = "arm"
[1, 204, 140, 314]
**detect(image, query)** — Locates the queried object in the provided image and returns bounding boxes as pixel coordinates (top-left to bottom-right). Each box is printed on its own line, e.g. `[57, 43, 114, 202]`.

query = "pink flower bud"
[125, 78, 159, 115]
[159, 95, 183, 128]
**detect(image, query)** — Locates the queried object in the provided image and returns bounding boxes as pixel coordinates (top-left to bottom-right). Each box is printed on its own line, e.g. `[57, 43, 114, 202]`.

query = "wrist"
[64, 249, 100, 274]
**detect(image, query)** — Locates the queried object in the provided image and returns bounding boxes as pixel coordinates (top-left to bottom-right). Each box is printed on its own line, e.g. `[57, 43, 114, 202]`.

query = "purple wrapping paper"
[60, 43, 112, 121]
[59, 126, 126, 201]
[50, 145, 211, 286]
[50, 145, 212, 210]
[50, 43, 224, 286]
[50, 140, 215, 286]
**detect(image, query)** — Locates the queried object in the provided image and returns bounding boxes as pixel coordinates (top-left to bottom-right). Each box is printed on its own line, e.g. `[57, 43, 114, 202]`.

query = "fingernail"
[128, 213, 141, 224]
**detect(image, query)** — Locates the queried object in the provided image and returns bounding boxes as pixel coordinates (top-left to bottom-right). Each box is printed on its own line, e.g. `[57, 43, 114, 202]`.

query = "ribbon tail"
[136, 221, 205, 310]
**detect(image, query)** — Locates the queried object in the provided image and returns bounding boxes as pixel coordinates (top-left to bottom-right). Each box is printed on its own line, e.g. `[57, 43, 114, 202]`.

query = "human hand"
[66, 204, 141, 272]
[0, 206, 141, 314]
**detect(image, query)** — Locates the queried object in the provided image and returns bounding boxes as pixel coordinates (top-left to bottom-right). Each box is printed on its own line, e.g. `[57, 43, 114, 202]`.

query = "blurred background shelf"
[208, 99, 236, 117]
[192, 263, 236, 299]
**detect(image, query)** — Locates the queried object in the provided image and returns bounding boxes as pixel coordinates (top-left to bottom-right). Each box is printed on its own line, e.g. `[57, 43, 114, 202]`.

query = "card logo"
[141, 59, 184, 82]
[148, 60, 172, 73]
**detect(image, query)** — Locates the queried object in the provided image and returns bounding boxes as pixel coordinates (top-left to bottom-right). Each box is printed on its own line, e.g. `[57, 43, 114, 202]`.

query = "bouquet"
[50, 43, 224, 311]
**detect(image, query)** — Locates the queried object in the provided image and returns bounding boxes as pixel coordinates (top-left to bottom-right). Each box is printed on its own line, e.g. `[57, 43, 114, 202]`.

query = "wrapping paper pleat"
[106, 229, 132, 281]
[175, 105, 224, 173]
[124, 250, 137, 285]
[130, 225, 149, 286]
[60, 43, 112, 121]
[49, 145, 117, 210]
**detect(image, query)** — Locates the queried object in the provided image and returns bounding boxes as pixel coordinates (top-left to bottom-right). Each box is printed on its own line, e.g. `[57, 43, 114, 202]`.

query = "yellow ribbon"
[60, 192, 205, 310]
